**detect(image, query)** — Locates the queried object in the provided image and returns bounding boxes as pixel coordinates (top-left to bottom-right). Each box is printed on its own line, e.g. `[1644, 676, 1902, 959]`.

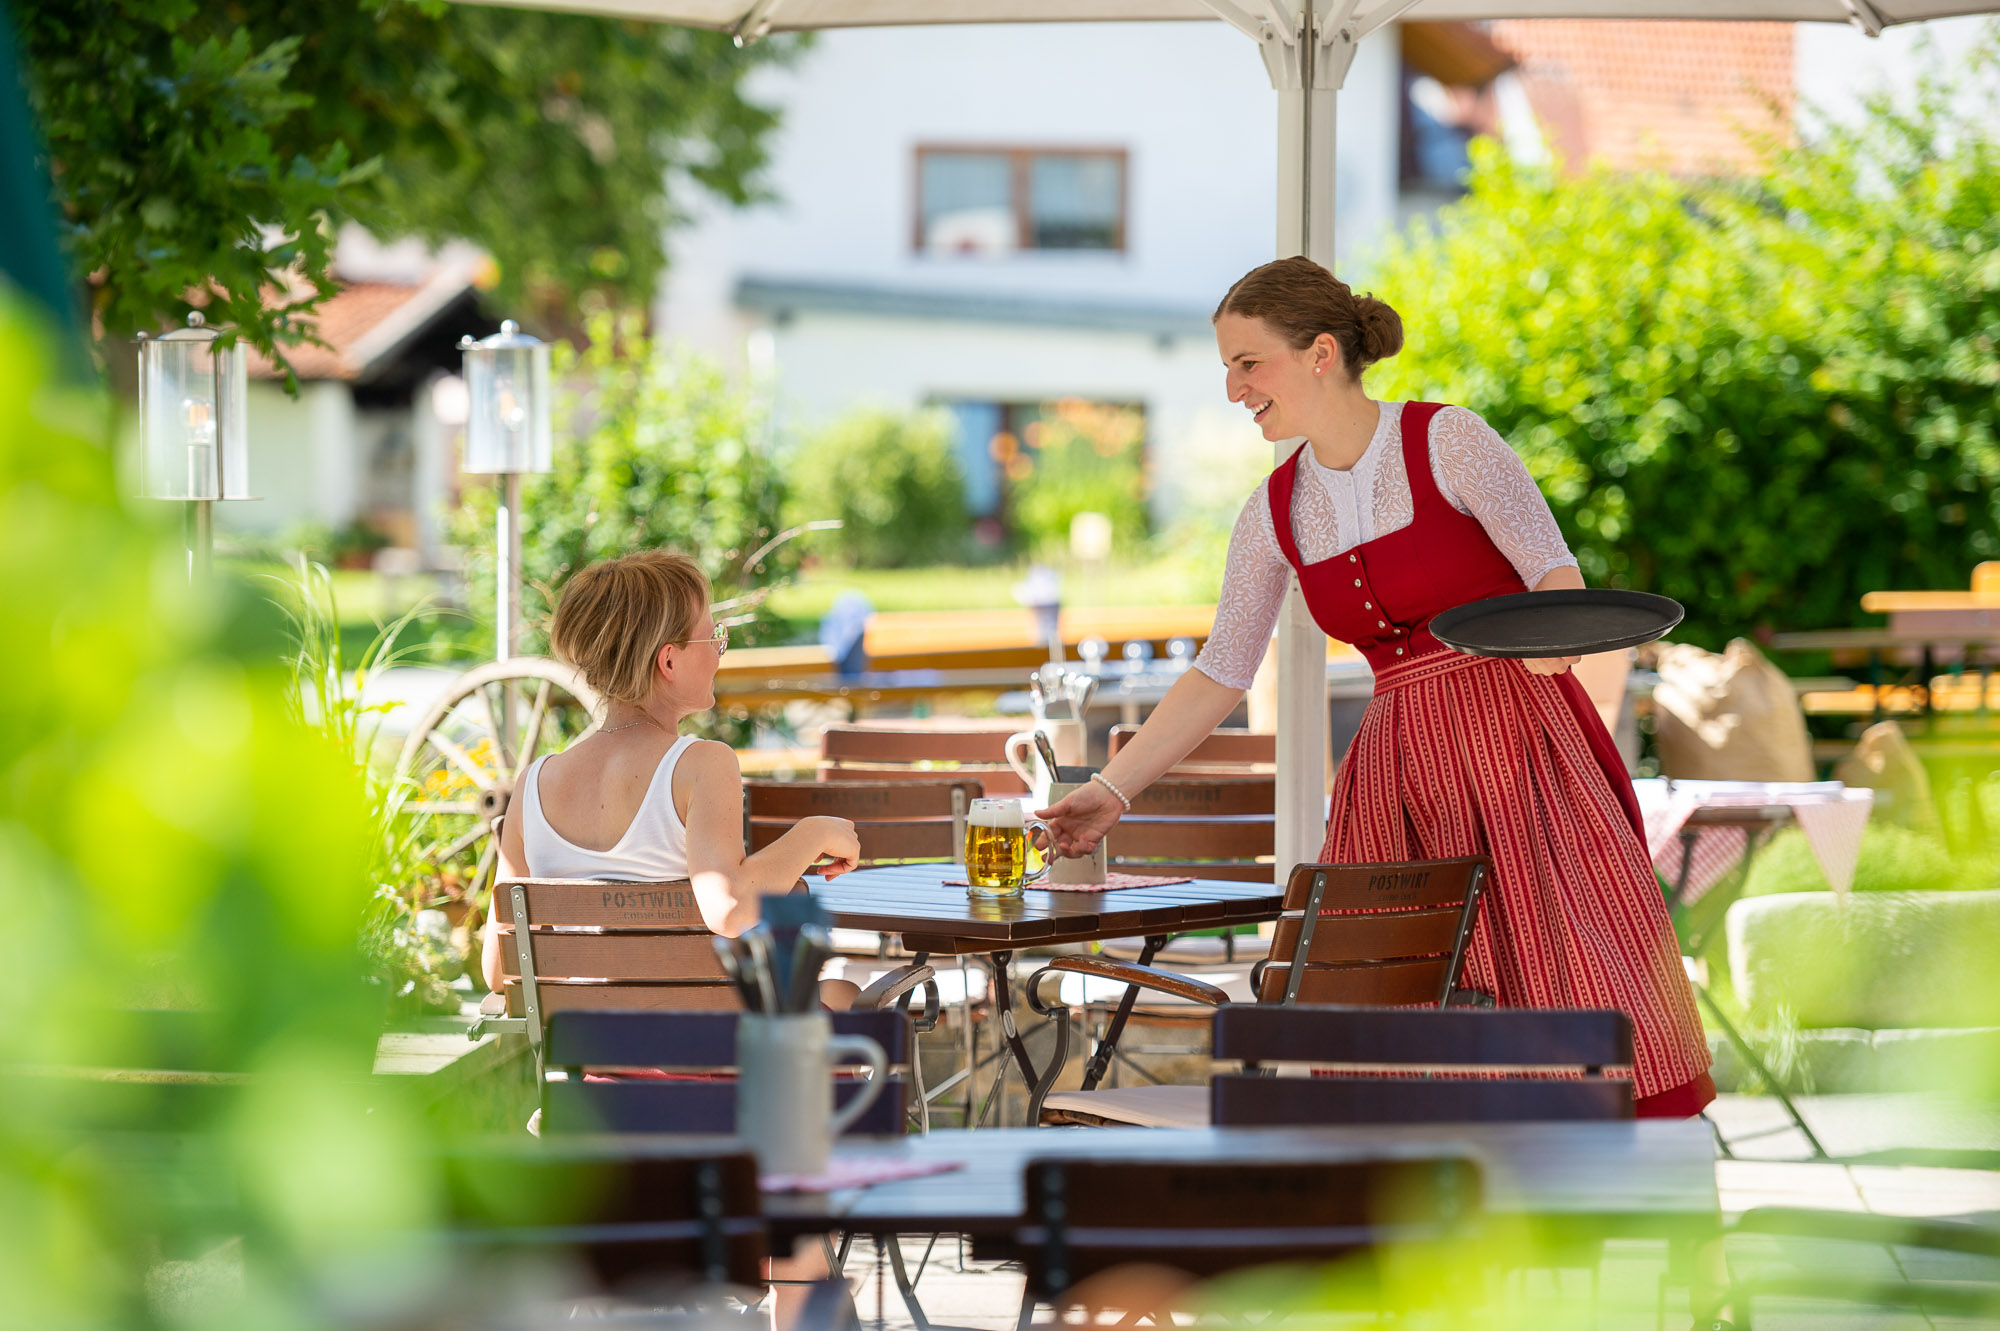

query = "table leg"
[985, 951, 1039, 1121]
[1080, 933, 1167, 1092]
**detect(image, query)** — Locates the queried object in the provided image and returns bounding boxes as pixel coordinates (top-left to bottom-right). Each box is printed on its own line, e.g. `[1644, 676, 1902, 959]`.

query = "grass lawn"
[763, 560, 1222, 624]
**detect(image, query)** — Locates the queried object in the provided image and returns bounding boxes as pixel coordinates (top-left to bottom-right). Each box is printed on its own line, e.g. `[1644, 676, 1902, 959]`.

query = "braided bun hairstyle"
[1212, 255, 1404, 380]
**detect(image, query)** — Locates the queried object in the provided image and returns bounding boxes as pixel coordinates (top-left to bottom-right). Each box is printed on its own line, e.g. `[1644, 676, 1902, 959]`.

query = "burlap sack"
[1653, 638, 1815, 781]
[1836, 719, 1942, 838]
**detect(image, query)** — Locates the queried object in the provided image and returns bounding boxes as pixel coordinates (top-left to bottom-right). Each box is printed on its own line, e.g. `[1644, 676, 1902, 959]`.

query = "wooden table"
[753, 1121, 1722, 1253]
[810, 866, 1286, 1120]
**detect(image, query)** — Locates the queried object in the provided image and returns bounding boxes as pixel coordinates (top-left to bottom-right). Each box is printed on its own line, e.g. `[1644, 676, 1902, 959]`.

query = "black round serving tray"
[1429, 589, 1684, 658]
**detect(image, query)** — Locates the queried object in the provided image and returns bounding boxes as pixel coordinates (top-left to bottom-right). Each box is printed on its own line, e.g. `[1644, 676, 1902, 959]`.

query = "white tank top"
[520, 734, 700, 880]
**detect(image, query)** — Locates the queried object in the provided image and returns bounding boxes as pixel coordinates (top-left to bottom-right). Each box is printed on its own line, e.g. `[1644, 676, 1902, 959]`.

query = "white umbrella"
[461, 0, 1993, 878]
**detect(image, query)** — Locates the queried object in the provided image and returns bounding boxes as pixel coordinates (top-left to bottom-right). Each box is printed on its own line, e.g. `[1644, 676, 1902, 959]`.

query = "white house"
[655, 20, 1422, 532]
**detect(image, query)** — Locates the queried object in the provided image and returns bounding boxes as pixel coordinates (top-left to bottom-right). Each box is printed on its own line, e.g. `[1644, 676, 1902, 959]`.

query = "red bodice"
[1268, 402, 1526, 673]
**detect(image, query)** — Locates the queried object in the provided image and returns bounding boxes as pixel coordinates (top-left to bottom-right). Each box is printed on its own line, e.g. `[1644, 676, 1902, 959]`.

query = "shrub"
[1741, 823, 1987, 896]
[786, 406, 967, 567]
[449, 310, 798, 655]
[1006, 398, 1151, 560]
[1367, 31, 2000, 645]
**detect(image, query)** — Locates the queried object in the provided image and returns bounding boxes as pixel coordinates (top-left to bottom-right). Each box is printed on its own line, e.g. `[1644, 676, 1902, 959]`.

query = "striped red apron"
[1270, 403, 1713, 1116]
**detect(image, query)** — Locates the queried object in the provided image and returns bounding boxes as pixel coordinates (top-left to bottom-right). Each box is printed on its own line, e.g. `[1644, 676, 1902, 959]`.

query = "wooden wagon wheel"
[393, 657, 605, 932]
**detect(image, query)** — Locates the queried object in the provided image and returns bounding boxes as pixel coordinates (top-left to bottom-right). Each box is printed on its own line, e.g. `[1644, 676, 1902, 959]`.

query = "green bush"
[786, 406, 967, 567]
[449, 311, 798, 652]
[1367, 30, 2000, 645]
[1006, 398, 1151, 559]
[1741, 823, 1989, 897]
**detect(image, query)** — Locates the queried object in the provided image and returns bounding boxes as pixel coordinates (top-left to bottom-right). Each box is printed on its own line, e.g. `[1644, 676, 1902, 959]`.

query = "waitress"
[1040, 255, 1713, 1116]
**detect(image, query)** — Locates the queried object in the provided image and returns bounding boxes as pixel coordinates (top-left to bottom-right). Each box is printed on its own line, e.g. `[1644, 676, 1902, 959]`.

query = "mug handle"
[1004, 730, 1039, 791]
[1023, 817, 1056, 883]
[826, 1033, 889, 1137]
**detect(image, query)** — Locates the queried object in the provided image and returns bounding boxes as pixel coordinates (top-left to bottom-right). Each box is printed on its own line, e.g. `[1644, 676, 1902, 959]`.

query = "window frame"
[912, 143, 1130, 255]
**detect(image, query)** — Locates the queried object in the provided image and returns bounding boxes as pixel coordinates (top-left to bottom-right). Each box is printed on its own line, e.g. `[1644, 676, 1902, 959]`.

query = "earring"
[1314, 366, 1324, 375]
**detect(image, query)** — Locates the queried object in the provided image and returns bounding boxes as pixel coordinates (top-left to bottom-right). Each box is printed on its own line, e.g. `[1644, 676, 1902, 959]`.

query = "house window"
[917, 147, 1127, 256]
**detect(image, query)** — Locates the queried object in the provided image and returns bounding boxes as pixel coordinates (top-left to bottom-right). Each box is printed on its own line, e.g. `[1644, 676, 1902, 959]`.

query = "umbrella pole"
[1266, 0, 1343, 881]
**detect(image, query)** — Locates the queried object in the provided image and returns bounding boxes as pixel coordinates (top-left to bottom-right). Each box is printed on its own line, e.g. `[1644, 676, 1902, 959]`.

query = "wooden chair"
[1208, 1005, 1638, 1125]
[538, 1008, 912, 1136]
[474, 878, 935, 1082]
[743, 777, 983, 867]
[1024, 857, 1492, 1124]
[1106, 774, 1276, 883]
[1108, 725, 1275, 773]
[819, 723, 1028, 794]
[1015, 1154, 1483, 1325]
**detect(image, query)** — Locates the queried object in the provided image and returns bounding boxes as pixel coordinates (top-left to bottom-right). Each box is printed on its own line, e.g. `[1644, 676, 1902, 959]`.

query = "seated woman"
[482, 548, 862, 998]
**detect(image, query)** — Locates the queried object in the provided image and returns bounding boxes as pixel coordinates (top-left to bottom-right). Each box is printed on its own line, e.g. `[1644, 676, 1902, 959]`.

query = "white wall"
[1794, 16, 1993, 131]
[223, 380, 360, 536]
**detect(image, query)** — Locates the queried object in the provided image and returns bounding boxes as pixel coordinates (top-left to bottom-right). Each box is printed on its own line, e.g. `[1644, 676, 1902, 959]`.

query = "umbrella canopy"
[458, 0, 1996, 878]
[470, 0, 1990, 36]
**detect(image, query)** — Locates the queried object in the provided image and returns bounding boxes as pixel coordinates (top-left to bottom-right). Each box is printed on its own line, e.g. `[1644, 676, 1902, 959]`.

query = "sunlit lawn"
[765, 558, 1223, 623]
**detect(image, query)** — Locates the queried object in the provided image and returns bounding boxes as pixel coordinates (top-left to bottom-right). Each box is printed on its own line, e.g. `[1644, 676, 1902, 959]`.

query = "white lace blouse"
[1192, 401, 1578, 691]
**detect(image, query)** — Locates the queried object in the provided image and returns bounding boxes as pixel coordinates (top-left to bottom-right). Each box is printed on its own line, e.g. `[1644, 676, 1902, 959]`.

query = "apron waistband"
[1369, 647, 1499, 691]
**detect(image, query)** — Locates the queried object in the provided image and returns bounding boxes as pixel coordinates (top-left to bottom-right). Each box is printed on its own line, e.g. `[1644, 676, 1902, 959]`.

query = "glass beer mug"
[963, 798, 1052, 898]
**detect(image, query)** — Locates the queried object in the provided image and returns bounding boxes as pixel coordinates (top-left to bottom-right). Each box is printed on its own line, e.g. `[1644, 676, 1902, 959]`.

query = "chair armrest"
[478, 991, 507, 1017]
[853, 961, 935, 1012]
[1025, 956, 1231, 1016]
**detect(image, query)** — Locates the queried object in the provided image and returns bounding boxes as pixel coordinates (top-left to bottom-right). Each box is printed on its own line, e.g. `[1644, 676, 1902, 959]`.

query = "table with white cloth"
[1634, 778, 1876, 907]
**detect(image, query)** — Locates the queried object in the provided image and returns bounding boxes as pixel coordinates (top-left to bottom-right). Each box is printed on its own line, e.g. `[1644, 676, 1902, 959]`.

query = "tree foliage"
[1368, 31, 2000, 644]
[14, 0, 794, 377]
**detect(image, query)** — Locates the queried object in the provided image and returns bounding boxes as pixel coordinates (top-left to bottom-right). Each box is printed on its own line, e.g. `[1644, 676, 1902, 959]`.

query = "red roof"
[245, 270, 472, 380]
[1488, 21, 1795, 176]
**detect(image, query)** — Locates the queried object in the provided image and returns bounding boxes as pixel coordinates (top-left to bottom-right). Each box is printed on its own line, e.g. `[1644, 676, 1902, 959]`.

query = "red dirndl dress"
[1268, 402, 1714, 1117]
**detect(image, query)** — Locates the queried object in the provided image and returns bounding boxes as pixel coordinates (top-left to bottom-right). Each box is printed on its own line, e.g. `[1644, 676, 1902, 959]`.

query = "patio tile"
[1851, 1164, 2000, 1220]
[1717, 1159, 1866, 1214]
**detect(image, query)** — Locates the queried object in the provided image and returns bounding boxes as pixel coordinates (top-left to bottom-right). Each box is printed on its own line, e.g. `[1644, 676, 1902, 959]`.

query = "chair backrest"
[1252, 858, 1490, 1005]
[1017, 1154, 1482, 1297]
[1110, 776, 1276, 882]
[492, 878, 736, 1035]
[539, 1009, 911, 1136]
[743, 778, 983, 867]
[1210, 1006, 1638, 1124]
[442, 1140, 765, 1289]
[819, 723, 1028, 794]
[1108, 725, 1275, 774]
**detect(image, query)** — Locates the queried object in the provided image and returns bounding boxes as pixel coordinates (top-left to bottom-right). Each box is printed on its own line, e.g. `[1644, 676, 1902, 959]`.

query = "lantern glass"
[137, 316, 249, 501]
[461, 322, 552, 474]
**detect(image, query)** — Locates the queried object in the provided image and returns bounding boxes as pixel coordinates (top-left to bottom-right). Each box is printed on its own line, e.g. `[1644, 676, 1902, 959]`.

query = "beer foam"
[968, 799, 1024, 829]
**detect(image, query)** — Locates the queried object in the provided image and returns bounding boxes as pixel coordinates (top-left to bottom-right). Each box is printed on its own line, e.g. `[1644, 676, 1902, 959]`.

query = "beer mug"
[963, 797, 1052, 898]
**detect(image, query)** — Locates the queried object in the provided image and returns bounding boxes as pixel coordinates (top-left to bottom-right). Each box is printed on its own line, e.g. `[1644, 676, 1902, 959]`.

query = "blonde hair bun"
[549, 550, 709, 705]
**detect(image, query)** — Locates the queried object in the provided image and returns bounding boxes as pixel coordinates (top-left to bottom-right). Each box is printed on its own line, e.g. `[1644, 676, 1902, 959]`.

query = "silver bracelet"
[1090, 771, 1132, 812]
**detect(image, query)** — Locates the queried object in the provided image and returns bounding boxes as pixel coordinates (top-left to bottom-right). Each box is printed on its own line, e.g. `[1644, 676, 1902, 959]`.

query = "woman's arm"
[1038, 666, 1244, 858]
[678, 740, 860, 936]
[480, 805, 530, 993]
[1521, 563, 1585, 675]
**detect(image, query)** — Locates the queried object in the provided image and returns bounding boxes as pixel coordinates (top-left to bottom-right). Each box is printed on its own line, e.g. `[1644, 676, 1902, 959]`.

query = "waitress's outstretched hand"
[1522, 655, 1581, 676]
[1037, 781, 1125, 858]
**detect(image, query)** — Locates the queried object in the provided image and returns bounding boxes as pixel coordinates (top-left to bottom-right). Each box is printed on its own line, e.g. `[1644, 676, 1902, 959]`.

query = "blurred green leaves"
[0, 287, 440, 1323]
[1370, 28, 2000, 645]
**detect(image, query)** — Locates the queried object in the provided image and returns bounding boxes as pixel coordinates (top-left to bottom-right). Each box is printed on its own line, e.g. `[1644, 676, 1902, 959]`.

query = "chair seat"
[1040, 1084, 1209, 1128]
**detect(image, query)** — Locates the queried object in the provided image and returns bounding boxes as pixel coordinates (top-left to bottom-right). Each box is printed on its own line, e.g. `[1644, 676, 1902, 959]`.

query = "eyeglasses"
[673, 623, 728, 655]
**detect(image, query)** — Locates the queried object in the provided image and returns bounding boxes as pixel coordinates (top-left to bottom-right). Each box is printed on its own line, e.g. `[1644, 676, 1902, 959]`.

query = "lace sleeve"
[1431, 406, 1579, 588]
[1192, 485, 1292, 692]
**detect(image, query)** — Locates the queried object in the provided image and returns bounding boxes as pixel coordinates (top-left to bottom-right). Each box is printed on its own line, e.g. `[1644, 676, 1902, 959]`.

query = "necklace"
[599, 714, 666, 736]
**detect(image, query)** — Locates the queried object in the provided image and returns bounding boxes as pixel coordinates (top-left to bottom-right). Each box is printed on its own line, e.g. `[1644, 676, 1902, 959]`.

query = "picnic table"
[1771, 566, 2000, 721]
[810, 865, 1285, 1125]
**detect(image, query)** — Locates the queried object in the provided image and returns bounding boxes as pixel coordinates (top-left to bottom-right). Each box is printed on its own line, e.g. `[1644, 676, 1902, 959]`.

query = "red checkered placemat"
[940, 873, 1194, 892]
[760, 1156, 964, 1194]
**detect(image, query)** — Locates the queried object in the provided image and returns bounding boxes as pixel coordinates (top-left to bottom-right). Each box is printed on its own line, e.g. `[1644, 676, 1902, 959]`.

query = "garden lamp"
[136, 311, 249, 580]
[458, 319, 551, 660]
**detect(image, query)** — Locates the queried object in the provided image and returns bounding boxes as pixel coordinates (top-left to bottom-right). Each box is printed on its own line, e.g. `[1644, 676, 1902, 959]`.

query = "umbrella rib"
[1351, 0, 1425, 43]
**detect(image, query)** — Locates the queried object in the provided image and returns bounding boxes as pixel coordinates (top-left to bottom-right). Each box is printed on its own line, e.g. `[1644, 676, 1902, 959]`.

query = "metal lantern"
[458, 320, 552, 659]
[136, 311, 249, 578]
